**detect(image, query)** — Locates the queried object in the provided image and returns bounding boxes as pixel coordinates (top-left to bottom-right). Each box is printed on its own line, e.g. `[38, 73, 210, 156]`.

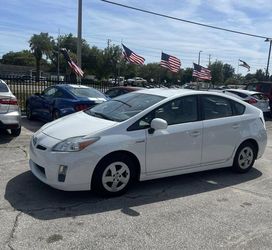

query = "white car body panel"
[29, 89, 267, 191]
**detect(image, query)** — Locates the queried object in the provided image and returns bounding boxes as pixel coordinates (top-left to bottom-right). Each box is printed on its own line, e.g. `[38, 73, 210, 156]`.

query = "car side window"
[232, 101, 245, 115]
[54, 89, 65, 98]
[106, 89, 119, 98]
[202, 95, 233, 120]
[128, 95, 198, 131]
[43, 87, 57, 97]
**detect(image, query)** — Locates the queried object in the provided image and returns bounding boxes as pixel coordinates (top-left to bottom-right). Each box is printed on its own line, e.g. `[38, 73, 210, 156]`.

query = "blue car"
[26, 84, 107, 121]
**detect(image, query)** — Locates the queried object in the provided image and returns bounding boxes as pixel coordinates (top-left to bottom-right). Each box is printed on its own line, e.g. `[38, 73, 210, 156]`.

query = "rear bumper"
[0, 111, 21, 129]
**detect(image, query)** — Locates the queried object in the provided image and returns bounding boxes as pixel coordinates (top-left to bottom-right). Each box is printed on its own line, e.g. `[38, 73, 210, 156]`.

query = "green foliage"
[1, 50, 35, 66]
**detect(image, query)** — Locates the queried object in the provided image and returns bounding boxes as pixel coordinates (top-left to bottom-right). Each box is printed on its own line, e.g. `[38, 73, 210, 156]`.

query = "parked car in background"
[26, 84, 107, 122]
[105, 86, 143, 98]
[246, 82, 272, 109]
[127, 77, 147, 86]
[29, 89, 267, 196]
[0, 79, 21, 136]
[222, 89, 271, 116]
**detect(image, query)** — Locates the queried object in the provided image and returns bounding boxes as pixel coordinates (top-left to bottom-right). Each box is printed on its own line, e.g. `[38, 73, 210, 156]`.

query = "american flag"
[60, 48, 84, 77]
[160, 52, 181, 73]
[239, 59, 250, 71]
[122, 44, 145, 65]
[192, 63, 211, 80]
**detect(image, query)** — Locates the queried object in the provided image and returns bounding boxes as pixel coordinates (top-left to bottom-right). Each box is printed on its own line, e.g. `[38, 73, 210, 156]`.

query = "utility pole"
[107, 39, 111, 49]
[265, 38, 272, 79]
[77, 0, 82, 70]
[57, 28, 60, 83]
[208, 54, 211, 66]
[198, 50, 202, 65]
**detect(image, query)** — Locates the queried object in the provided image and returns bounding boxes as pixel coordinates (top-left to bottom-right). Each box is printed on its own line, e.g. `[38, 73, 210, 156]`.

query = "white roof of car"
[136, 88, 197, 97]
[67, 84, 89, 89]
[225, 89, 260, 95]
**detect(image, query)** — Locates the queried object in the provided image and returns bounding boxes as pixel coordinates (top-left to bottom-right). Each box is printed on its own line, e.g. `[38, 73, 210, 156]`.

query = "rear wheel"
[11, 127, 21, 136]
[232, 142, 256, 173]
[92, 154, 136, 196]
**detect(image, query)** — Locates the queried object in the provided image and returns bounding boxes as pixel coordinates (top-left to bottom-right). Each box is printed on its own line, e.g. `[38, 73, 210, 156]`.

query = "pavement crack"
[0, 145, 28, 158]
[6, 211, 22, 250]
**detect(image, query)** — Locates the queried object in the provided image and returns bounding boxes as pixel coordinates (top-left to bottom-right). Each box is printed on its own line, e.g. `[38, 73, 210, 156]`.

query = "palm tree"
[29, 32, 53, 80]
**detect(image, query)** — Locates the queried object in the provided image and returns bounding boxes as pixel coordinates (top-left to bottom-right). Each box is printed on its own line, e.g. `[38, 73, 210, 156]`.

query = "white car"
[222, 89, 270, 115]
[29, 89, 267, 196]
[0, 79, 21, 136]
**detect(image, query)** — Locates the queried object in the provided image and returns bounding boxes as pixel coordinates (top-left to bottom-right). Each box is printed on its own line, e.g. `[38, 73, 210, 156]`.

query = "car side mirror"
[148, 118, 168, 134]
[34, 92, 40, 96]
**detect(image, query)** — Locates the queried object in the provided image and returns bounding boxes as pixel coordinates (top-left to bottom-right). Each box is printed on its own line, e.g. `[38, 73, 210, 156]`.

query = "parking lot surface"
[1, 118, 272, 249]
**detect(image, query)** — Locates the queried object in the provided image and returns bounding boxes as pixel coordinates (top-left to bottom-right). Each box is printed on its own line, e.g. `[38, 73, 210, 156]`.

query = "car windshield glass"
[69, 87, 105, 98]
[84, 93, 165, 122]
[0, 81, 9, 92]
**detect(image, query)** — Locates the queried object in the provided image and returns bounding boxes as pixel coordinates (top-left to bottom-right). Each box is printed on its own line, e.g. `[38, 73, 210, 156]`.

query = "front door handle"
[189, 131, 201, 137]
[232, 123, 240, 129]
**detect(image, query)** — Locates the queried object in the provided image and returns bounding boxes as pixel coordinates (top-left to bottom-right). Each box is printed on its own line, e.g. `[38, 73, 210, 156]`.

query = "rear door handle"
[189, 131, 201, 137]
[232, 123, 240, 129]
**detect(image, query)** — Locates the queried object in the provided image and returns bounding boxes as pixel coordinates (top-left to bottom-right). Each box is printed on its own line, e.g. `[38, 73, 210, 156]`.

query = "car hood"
[40, 111, 118, 140]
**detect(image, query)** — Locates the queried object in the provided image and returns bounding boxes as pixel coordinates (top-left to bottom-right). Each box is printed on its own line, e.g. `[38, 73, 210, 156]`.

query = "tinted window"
[232, 101, 245, 115]
[105, 89, 120, 98]
[69, 87, 105, 98]
[202, 95, 233, 120]
[43, 87, 57, 97]
[0, 81, 9, 92]
[128, 95, 198, 130]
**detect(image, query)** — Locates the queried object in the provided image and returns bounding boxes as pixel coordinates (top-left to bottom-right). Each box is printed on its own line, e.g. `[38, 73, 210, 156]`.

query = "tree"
[223, 64, 235, 82]
[1, 50, 35, 66]
[29, 32, 54, 78]
[209, 61, 224, 85]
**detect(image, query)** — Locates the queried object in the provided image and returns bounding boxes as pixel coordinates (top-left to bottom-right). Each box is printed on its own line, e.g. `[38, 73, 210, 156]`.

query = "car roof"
[225, 89, 261, 95]
[58, 84, 91, 89]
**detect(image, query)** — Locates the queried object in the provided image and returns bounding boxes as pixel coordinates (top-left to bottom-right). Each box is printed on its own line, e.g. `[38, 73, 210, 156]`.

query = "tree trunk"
[36, 59, 40, 81]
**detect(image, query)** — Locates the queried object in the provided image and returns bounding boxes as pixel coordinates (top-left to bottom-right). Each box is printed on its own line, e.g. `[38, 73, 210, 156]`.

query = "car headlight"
[52, 136, 100, 152]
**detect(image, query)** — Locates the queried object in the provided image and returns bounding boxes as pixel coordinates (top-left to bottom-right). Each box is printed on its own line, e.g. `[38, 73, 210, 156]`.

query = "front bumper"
[29, 133, 101, 191]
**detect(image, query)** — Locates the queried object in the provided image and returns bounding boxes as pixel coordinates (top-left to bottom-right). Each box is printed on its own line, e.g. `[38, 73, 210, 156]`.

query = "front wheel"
[232, 142, 256, 173]
[26, 103, 33, 120]
[92, 155, 136, 196]
[11, 127, 21, 136]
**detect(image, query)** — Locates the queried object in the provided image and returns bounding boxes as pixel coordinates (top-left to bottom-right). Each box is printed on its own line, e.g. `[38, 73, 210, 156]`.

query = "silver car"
[0, 79, 21, 136]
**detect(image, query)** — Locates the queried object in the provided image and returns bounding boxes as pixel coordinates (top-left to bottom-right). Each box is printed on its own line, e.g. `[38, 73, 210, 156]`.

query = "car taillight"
[74, 104, 89, 111]
[245, 98, 257, 104]
[0, 98, 18, 105]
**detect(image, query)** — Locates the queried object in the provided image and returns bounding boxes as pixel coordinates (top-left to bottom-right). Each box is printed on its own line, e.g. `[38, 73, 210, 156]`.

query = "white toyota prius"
[29, 89, 267, 196]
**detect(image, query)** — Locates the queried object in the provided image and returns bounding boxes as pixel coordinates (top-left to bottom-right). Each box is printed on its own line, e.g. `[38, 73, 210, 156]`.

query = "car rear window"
[0, 81, 9, 92]
[227, 91, 248, 98]
[69, 87, 105, 98]
[251, 94, 268, 100]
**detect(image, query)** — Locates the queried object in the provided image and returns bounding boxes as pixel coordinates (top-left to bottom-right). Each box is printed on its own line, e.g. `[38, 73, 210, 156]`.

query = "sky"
[1, 0, 272, 75]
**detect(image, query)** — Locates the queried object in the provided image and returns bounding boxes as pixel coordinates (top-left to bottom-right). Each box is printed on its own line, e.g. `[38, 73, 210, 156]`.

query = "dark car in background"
[105, 86, 143, 98]
[26, 84, 107, 121]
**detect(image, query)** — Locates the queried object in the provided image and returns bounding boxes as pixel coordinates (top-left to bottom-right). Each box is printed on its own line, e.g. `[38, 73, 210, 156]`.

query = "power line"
[101, 0, 271, 40]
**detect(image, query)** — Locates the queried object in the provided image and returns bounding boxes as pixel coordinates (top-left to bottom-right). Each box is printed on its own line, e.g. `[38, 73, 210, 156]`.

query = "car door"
[40, 87, 57, 120]
[201, 95, 242, 164]
[144, 95, 203, 174]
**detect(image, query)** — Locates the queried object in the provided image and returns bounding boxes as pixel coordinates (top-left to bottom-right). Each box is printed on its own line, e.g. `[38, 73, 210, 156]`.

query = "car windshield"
[84, 93, 165, 122]
[0, 81, 9, 92]
[69, 87, 105, 98]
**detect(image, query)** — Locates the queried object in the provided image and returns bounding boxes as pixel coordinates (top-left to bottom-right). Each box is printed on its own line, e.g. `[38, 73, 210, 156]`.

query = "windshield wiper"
[111, 99, 132, 107]
[87, 110, 116, 121]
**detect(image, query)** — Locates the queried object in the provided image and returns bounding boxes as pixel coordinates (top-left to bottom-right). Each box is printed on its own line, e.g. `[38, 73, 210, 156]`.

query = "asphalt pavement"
[0, 117, 272, 249]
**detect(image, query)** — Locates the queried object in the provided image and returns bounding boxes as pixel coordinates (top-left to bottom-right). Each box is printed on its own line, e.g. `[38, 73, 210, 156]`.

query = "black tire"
[11, 127, 21, 136]
[26, 103, 33, 120]
[232, 142, 256, 173]
[92, 154, 136, 196]
[52, 109, 61, 120]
